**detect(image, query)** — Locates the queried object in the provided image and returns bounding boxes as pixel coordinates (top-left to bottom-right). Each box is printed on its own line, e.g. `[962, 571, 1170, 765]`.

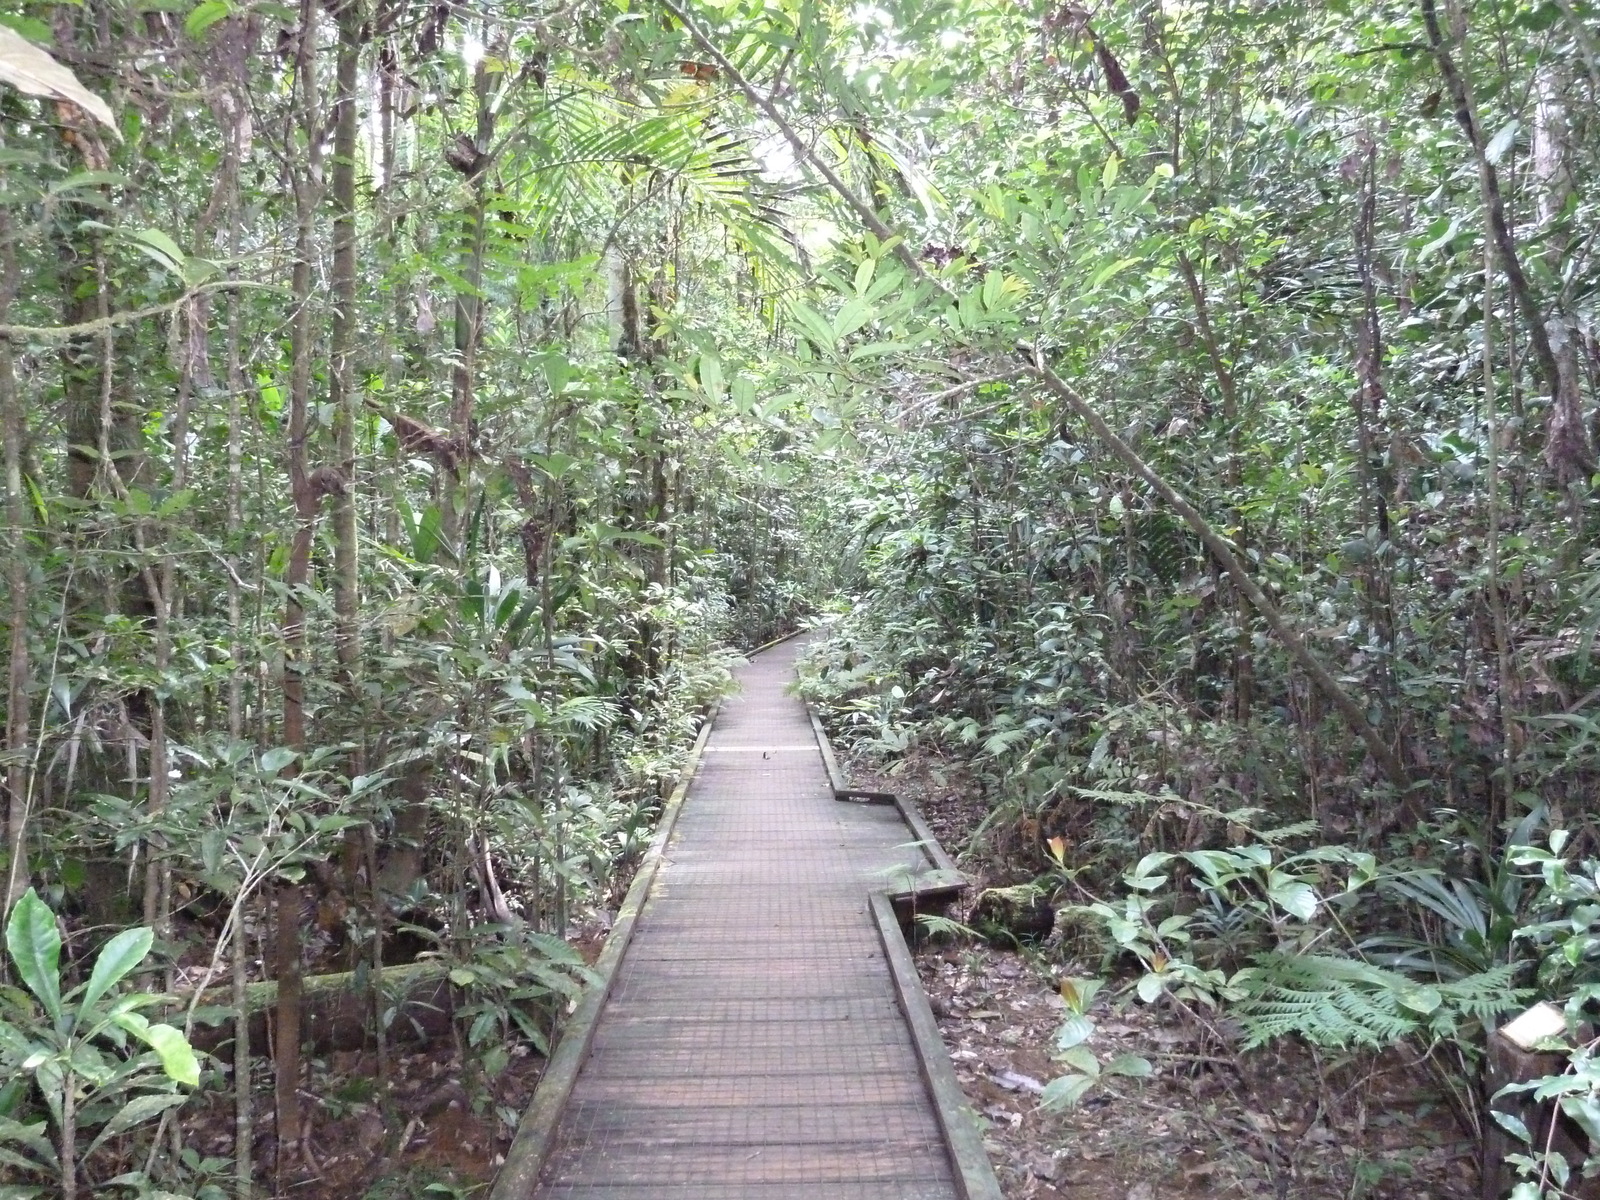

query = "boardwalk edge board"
[809, 697, 1004, 1200]
[488, 702, 721, 1200]
[808, 702, 966, 904]
[872, 891, 1007, 1200]
[745, 622, 811, 656]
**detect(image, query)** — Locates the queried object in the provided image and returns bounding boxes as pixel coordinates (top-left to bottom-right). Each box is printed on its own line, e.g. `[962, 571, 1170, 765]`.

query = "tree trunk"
[330, 0, 364, 695]
[1, 210, 29, 917]
[441, 60, 496, 551]
[277, 0, 325, 1172]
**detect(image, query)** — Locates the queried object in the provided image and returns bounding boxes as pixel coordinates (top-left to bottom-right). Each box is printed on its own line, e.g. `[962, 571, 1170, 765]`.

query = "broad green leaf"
[1057, 976, 1101, 1014]
[259, 746, 298, 774]
[848, 340, 914, 362]
[1397, 984, 1442, 1015]
[1136, 972, 1164, 1003]
[530, 452, 578, 481]
[84, 1092, 187, 1158]
[126, 228, 186, 274]
[1055, 1045, 1098, 1073]
[1055, 1013, 1094, 1049]
[697, 353, 724, 404]
[1103, 1053, 1153, 1078]
[185, 1, 234, 39]
[111, 1014, 199, 1087]
[1039, 1073, 1095, 1110]
[833, 296, 871, 340]
[0, 17, 51, 45]
[181, 255, 221, 286]
[47, 170, 128, 195]
[0, 1117, 55, 1167]
[75, 927, 153, 1023]
[1088, 256, 1140, 290]
[1268, 877, 1318, 921]
[5, 891, 61, 1026]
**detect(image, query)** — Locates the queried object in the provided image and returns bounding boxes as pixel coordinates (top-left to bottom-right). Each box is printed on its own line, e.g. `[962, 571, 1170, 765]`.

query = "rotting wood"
[182, 960, 451, 1055]
[1482, 1003, 1598, 1200]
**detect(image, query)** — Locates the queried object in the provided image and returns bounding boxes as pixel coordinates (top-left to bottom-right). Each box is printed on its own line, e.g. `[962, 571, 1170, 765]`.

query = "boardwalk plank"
[525, 637, 959, 1198]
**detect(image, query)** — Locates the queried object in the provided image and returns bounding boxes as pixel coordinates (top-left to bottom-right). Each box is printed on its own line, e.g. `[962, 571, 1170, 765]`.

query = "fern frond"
[1233, 953, 1523, 1051]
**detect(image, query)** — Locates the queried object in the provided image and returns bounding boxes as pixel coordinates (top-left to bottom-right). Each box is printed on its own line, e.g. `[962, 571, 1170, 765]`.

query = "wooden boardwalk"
[526, 637, 961, 1199]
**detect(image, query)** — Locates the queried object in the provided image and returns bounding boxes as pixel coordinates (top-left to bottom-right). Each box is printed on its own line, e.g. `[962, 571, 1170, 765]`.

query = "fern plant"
[1232, 954, 1523, 1050]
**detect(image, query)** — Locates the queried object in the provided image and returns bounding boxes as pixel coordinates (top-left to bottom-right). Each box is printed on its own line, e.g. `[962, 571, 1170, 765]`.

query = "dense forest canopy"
[1, 0, 1599, 1195]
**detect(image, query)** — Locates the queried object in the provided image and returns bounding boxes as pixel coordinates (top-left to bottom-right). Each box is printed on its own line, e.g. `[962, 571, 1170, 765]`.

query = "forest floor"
[175, 918, 622, 1199]
[848, 752, 1482, 1200]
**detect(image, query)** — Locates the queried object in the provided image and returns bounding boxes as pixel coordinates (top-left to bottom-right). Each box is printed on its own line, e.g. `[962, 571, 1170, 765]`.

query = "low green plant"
[1363, 807, 1547, 981]
[1040, 975, 1153, 1110]
[1491, 834, 1600, 1198]
[444, 922, 596, 1087]
[1050, 822, 1525, 1101]
[0, 889, 200, 1200]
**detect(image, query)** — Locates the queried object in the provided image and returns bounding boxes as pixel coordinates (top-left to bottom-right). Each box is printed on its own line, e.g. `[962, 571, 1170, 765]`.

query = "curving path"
[528, 636, 960, 1199]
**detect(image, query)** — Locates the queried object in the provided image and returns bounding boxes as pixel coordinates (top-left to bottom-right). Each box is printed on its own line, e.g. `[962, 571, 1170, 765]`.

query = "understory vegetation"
[2, 0, 1600, 1195]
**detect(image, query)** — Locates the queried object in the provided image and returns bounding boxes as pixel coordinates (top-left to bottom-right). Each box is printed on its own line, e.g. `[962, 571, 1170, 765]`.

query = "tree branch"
[656, 0, 933, 286]
[0, 280, 276, 341]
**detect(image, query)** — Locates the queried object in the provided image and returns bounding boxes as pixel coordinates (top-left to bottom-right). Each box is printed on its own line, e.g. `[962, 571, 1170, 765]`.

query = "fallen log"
[182, 961, 454, 1055]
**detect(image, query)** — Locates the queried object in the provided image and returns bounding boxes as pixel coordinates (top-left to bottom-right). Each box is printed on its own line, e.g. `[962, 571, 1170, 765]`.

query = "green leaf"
[111, 1014, 199, 1087]
[1398, 984, 1442, 1014]
[125, 228, 186, 275]
[1136, 972, 1164, 1003]
[1057, 976, 1102, 1014]
[84, 1092, 187, 1158]
[1128, 852, 1173, 886]
[1268, 877, 1319, 921]
[5, 891, 61, 1026]
[75, 927, 153, 1023]
[1055, 1013, 1094, 1049]
[47, 170, 128, 195]
[696, 353, 724, 404]
[259, 746, 298, 774]
[1039, 1073, 1096, 1110]
[185, 0, 233, 39]
[0, 16, 51, 44]
[1055, 1045, 1098, 1073]
[0, 1117, 56, 1167]
[1103, 1053, 1153, 1078]
[181, 255, 221, 286]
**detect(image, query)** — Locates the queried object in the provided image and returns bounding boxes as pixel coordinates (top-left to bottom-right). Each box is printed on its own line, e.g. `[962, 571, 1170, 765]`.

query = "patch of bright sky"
[458, 25, 485, 75]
